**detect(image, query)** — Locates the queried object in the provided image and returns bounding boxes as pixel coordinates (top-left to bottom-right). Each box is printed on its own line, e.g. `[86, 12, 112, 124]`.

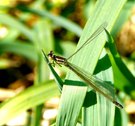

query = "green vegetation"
[0, 0, 134, 126]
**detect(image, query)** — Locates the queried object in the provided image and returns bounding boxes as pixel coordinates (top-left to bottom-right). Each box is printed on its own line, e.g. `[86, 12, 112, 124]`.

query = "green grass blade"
[0, 41, 37, 62]
[17, 6, 82, 37]
[32, 20, 55, 126]
[33, 19, 54, 53]
[105, 29, 135, 98]
[114, 108, 128, 126]
[0, 14, 34, 41]
[0, 81, 59, 125]
[42, 51, 63, 92]
[56, 0, 127, 126]
[56, 85, 87, 126]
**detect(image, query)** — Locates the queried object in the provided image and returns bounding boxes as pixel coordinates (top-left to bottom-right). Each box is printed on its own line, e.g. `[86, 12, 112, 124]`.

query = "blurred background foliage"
[0, 0, 134, 126]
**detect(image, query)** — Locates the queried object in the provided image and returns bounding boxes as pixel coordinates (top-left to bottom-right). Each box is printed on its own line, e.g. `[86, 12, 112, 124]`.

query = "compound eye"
[48, 51, 53, 57]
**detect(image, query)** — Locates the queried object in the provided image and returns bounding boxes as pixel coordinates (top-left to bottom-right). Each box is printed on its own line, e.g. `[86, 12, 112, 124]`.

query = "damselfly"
[42, 22, 123, 109]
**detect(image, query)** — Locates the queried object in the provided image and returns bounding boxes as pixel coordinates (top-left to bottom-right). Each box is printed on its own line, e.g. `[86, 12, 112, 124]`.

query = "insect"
[42, 22, 123, 109]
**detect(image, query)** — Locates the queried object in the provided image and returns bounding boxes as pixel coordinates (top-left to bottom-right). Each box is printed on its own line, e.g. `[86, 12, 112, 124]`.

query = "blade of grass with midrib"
[56, 0, 126, 126]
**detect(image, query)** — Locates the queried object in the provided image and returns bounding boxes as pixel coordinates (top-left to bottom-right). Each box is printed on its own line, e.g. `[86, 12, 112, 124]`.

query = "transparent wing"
[67, 22, 107, 60]
[67, 62, 116, 103]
